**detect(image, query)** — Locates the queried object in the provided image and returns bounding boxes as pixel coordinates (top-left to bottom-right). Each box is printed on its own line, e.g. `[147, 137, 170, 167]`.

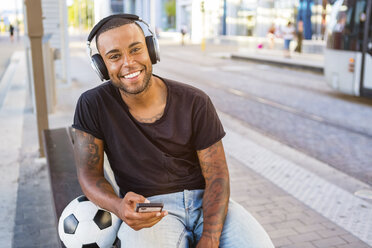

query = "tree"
[68, 0, 94, 30]
[164, 0, 176, 29]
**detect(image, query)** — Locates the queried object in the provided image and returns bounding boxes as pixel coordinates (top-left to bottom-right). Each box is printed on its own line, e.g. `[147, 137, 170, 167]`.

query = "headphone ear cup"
[145, 36, 159, 64]
[91, 54, 109, 81]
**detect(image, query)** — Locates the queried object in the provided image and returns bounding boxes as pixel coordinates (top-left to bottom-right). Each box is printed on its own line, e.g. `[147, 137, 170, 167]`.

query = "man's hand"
[118, 192, 168, 231]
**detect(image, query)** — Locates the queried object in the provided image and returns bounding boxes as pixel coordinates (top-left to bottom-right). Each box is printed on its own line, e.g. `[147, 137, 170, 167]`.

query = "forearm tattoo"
[198, 141, 230, 241]
[74, 130, 101, 170]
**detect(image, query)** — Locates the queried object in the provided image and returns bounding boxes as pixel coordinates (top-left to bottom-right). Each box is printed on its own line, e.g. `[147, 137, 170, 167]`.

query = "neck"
[120, 75, 165, 109]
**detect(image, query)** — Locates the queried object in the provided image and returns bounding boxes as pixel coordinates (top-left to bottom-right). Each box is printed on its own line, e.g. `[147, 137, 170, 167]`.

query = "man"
[73, 15, 274, 248]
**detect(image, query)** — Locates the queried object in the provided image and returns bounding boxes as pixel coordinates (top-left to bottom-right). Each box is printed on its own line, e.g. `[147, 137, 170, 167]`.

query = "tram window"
[369, 11, 372, 55]
[327, 0, 367, 51]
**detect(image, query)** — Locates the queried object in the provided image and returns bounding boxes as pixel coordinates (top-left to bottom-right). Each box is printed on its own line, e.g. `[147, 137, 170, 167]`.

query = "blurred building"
[90, 0, 330, 42]
[94, 0, 174, 32]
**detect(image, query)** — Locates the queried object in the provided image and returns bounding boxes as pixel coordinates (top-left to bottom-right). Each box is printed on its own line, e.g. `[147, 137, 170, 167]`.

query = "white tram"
[325, 0, 372, 97]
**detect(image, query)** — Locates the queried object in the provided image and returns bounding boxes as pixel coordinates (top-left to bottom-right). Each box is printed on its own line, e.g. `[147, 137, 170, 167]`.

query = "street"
[155, 44, 372, 186]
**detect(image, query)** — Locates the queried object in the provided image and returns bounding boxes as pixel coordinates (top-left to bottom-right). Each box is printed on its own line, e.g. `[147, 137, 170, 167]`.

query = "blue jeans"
[284, 39, 291, 50]
[118, 189, 274, 248]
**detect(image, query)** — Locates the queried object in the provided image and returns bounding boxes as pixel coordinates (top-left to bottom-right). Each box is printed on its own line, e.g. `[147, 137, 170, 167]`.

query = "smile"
[123, 70, 141, 79]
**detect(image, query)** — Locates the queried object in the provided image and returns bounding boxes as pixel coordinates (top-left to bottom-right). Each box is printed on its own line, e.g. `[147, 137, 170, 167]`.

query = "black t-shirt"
[73, 76, 225, 197]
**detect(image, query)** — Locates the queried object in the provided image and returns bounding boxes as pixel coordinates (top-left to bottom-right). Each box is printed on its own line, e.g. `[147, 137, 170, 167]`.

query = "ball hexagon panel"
[94, 210, 112, 230]
[75, 221, 101, 244]
[63, 214, 79, 234]
[74, 201, 99, 221]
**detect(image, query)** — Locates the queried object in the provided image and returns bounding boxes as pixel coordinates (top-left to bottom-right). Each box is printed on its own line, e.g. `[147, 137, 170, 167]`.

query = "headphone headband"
[87, 14, 140, 42]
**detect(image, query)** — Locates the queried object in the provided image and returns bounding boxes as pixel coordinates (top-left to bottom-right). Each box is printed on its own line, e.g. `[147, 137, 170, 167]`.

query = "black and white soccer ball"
[58, 195, 122, 248]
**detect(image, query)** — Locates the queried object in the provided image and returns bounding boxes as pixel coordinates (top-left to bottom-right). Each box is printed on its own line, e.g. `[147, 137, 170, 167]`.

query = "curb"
[231, 53, 324, 74]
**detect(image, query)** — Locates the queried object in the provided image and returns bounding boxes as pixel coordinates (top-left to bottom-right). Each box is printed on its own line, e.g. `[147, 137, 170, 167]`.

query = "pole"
[150, 0, 156, 32]
[222, 0, 226, 35]
[25, 0, 49, 157]
[201, 0, 205, 52]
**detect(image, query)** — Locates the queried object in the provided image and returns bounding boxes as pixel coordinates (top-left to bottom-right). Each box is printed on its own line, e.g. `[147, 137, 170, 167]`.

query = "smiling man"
[72, 15, 274, 248]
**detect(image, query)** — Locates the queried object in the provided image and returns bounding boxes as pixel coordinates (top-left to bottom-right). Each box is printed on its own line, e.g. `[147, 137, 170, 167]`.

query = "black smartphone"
[135, 202, 164, 213]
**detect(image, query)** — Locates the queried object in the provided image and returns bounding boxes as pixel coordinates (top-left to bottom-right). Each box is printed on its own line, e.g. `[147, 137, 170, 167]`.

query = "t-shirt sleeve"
[72, 93, 104, 140]
[192, 95, 226, 150]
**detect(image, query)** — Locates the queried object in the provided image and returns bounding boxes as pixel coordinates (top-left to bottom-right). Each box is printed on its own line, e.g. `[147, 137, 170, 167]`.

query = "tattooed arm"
[73, 129, 167, 230]
[73, 129, 121, 214]
[196, 140, 230, 248]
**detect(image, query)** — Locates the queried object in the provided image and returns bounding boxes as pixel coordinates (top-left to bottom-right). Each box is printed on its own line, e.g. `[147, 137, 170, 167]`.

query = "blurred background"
[1, 0, 372, 248]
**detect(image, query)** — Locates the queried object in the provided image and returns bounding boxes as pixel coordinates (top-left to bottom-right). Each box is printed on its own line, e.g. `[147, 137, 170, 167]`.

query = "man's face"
[98, 23, 152, 95]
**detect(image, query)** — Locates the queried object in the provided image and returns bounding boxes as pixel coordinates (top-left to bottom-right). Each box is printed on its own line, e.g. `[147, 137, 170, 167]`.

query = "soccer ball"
[58, 195, 122, 248]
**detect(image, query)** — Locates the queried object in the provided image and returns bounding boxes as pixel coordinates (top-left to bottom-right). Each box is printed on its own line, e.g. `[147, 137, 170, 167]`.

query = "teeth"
[124, 71, 141, 79]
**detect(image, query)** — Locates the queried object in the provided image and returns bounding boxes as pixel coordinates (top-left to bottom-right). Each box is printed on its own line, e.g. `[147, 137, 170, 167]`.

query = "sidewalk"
[1, 38, 371, 248]
[231, 48, 324, 73]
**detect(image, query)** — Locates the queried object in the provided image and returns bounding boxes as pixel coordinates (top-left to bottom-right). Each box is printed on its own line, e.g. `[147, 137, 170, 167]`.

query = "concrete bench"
[42, 127, 120, 248]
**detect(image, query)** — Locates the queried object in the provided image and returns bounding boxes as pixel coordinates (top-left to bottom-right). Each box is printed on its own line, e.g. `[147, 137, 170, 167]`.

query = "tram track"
[157, 56, 372, 140]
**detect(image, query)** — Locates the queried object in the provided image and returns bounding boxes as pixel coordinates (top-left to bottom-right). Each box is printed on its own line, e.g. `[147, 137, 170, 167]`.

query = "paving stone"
[272, 220, 305, 230]
[288, 232, 322, 243]
[316, 227, 349, 239]
[279, 241, 317, 248]
[336, 242, 371, 248]
[312, 237, 347, 248]
[294, 223, 327, 234]
[340, 233, 367, 243]
[272, 237, 293, 247]
[267, 228, 298, 239]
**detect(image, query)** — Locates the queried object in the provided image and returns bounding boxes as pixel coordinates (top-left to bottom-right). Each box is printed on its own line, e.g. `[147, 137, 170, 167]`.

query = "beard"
[111, 65, 152, 95]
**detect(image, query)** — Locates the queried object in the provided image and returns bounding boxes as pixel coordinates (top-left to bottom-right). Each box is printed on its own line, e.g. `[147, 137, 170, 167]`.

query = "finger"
[140, 211, 168, 224]
[124, 192, 148, 204]
[135, 216, 165, 230]
[127, 211, 161, 220]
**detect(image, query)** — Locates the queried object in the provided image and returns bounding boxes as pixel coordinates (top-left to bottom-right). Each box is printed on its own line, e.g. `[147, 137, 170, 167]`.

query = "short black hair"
[95, 17, 142, 51]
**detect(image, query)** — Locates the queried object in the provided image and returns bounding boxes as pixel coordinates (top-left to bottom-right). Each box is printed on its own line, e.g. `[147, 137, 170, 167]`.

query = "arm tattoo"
[197, 141, 230, 242]
[74, 130, 101, 170]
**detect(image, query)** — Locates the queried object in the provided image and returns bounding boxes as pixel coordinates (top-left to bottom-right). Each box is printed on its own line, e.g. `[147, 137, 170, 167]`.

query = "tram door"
[361, 0, 372, 96]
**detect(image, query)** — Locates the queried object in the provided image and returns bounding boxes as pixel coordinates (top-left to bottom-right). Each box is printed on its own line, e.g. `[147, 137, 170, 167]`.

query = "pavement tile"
[336, 242, 371, 248]
[340, 233, 368, 243]
[267, 228, 298, 239]
[271, 237, 293, 247]
[288, 232, 322, 243]
[316, 227, 349, 239]
[272, 220, 305, 229]
[279, 241, 317, 248]
[294, 223, 327, 234]
[312, 237, 347, 248]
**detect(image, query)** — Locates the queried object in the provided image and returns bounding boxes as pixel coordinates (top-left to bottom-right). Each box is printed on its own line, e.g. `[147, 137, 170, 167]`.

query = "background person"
[282, 21, 295, 58]
[73, 14, 274, 248]
[295, 20, 304, 53]
[180, 25, 187, 46]
[267, 23, 276, 49]
[9, 24, 14, 42]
